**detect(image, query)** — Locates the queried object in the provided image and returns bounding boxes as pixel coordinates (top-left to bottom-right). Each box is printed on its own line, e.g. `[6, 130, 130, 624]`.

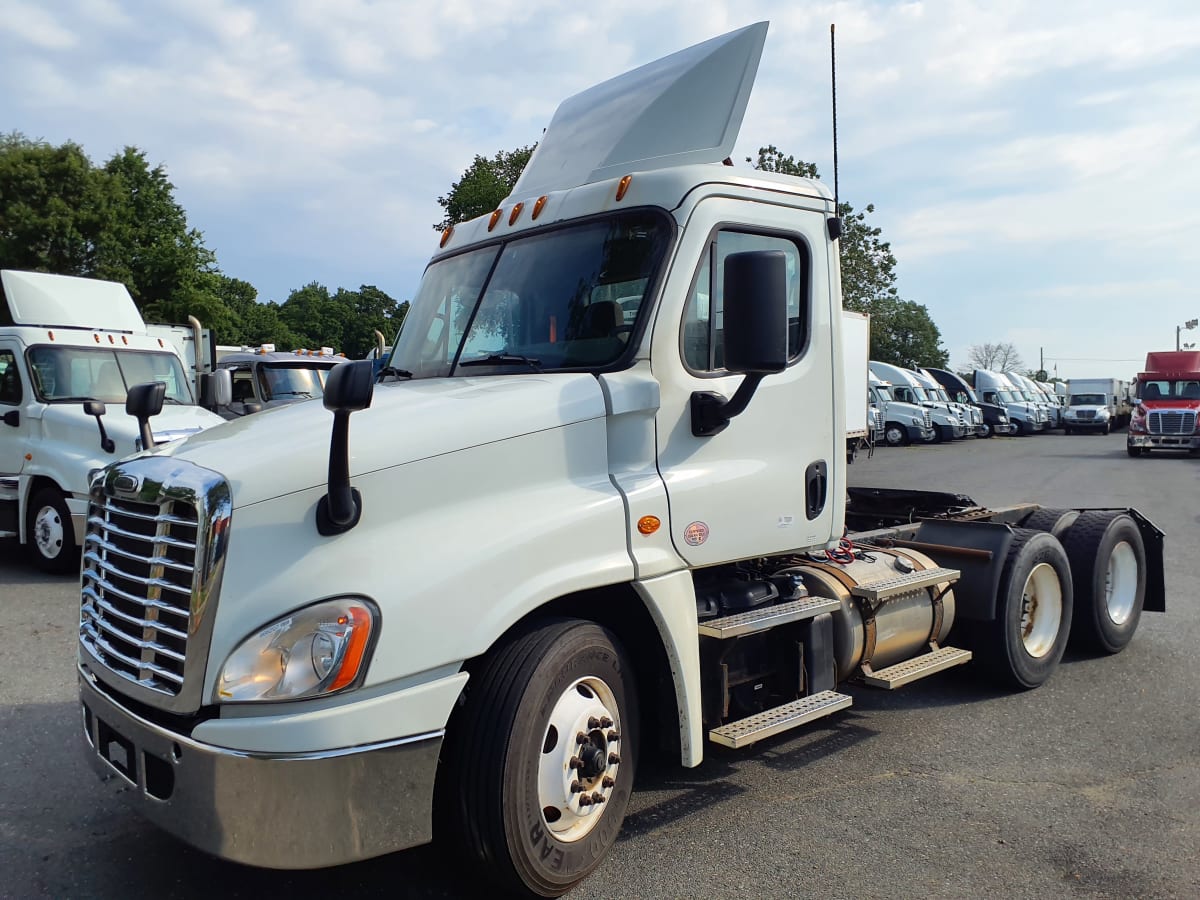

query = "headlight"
[999, 415, 1009, 423]
[216, 597, 378, 702]
[1096, 410, 1110, 419]
[911, 416, 922, 425]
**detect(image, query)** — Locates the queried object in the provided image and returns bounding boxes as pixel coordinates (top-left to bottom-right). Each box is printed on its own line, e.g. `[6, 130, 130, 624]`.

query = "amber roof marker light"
[532, 196, 548, 220]
[488, 209, 503, 231]
[616, 175, 633, 201]
[509, 202, 524, 225]
[440, 226, 454, 248]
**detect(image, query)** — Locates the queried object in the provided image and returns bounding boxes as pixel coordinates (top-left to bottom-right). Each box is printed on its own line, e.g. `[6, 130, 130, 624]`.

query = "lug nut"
[587, 717, 600, 729]
[599, 716, 613, 729]
[578, 794, 593, 806]
[608, 752, 621, 765]
[601, 776, 615, 788]
[570, 781, 583, 793]
[576, 732, 588, 745]
[592, 792, 606, 804]
[607, 730, 620, 742]
[568, 756, 584, 770]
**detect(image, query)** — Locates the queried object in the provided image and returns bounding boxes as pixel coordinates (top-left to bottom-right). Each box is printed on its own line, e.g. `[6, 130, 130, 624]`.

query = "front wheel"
[1062, 512, 1146, 654]
[437, 619, 637, 897]
[979, 421, 994, 438]
[1126, 444, 1144, 457]
[26, 486, 78, 574]
[975, 529, 1073, 690]
[884, 423, 909, 447]
[1013, 419, 1027, 436]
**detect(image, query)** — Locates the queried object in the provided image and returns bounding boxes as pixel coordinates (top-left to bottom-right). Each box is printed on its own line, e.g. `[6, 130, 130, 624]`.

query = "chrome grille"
[1077, 410, 1096, 420]
[1148, 411, 1196, 435]
[81, 496, 197, 693]
[922, 410, 932, 429]
[79, 457, 231, 713]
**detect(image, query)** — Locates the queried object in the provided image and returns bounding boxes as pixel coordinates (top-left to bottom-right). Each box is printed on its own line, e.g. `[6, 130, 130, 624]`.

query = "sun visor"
[0, 270, 145, 332]
[508, 21, 768, 200]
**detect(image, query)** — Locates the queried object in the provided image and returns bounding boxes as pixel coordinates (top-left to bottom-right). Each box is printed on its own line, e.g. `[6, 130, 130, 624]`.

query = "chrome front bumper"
[79, 670, 443, 869]
[1129, 434, 1200, 449]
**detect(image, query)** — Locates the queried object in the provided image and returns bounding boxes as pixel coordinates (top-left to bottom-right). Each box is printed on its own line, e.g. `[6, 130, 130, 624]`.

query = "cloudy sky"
[2, 0, 1198, 378]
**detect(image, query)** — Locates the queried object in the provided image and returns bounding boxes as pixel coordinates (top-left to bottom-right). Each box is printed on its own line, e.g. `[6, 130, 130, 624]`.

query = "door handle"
[805, 460, 827, 520]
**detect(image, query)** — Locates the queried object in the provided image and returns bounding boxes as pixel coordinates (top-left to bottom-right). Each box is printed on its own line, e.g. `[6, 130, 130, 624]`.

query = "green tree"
[868, 297, 949, 369]
[434, 145, 535, 230]
[746, 144, 818, 178]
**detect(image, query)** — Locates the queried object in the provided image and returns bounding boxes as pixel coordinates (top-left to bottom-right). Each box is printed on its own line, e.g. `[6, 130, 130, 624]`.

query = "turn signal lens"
[637, 515, 661, 535]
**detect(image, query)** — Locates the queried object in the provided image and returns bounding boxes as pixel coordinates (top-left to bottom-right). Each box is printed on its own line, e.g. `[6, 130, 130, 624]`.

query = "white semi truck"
[870, 359, 968, 442]
[76, 25, 1165, 898]
[0, 270, 227, 571]
[841, 310, 878, 461]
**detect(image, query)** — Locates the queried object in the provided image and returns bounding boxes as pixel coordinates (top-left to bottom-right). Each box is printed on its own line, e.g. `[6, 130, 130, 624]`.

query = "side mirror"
[83, 400, 115, 453]
[2, 409, 17, 427]
[692, 250, 788, 437]
[126, 381, 166, 451]
[316, 361, 375, 535]
[200, 369, 232, 408]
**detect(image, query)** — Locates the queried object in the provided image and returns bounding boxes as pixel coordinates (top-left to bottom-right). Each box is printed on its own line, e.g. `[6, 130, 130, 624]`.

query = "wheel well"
[22, 476, 65, 537]
[457, 583, 679, 764]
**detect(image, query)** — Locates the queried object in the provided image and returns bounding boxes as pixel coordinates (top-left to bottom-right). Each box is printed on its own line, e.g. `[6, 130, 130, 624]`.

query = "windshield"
[392, 211, 671, 377]
[26, 346, 193, 404]
[1070, 393, 1106, 406]
[260, 364, 333, 401]
[1138, 380, 1200, 400]
[996, 390, 1015, 403]
[872, 386, 892, 403]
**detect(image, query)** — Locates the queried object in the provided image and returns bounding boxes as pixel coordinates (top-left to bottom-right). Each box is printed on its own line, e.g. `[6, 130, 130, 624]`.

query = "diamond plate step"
[860, 646, 972, 689]
[698, 595, 841, 639]
[708, 690, 852, 749]
[850, 566, 960, 603]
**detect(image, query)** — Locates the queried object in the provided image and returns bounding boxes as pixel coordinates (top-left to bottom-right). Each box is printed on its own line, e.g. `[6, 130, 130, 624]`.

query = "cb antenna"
[830, 23, 840, 212]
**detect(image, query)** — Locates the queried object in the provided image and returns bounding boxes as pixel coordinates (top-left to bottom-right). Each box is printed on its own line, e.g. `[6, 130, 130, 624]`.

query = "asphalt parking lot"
[1, 430, 1197, 898]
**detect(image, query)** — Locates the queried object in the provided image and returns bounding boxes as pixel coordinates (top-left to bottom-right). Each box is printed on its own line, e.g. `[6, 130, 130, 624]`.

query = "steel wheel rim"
[1020, 562, 1062, 658]
[537, 675, 621, 842]
[33, 504, 64, 559]
[1105, 541, 1138, 625]
[885, 426, 903, 445]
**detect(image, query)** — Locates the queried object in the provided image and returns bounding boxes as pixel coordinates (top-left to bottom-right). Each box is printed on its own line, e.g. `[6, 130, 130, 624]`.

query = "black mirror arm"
[316, 410, 362, 535]
[691, 373, 766, 437]
[94, 414, 115, 454]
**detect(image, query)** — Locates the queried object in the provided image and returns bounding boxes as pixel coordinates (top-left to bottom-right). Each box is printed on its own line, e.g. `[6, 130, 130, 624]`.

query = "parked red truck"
[1127, 350, 1200, 456]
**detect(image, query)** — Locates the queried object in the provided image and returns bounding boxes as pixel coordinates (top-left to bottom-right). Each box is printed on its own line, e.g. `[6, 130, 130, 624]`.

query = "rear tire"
[26, 486, 78, 574]
[1021, 507, 1079, 540]
[1061, 512, 1146, 654]
[976, 529, 1073, 690]
[436, 619, 637, 898]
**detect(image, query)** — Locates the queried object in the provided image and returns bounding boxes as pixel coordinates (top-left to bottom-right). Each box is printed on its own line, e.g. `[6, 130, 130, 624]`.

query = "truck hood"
[1138, 399, 1200, 411]
[163, 374, 608, 508]
[39, 403, 225, 464]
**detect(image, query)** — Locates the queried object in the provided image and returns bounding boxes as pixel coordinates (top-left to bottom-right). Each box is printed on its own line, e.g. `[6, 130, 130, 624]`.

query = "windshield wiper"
[458, 353, 543, 373]
[377, 366, 414, 381]
[274, 391, 314, 398]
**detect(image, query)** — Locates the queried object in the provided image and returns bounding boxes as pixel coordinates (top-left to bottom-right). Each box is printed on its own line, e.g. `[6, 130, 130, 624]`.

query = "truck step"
[860, 646, 972, 689]
[698, 595, 841, 639]
[708, 690, 853, 749]
[850, 566, 960, 604]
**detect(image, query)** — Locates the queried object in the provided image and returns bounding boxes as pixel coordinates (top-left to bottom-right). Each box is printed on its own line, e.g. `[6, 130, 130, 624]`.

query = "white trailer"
[841, 310, 873, 461]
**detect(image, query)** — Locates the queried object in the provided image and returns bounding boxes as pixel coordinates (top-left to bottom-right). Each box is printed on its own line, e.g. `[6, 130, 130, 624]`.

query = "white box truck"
[0, 271, 227, 570]
[841, 310, 875, 461]
[75, 24, 1165, 897]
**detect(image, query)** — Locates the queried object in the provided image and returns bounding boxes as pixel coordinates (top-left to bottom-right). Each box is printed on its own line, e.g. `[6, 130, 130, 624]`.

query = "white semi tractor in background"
[974, 369, 1047, 435]
[870, 359, 967, 442]
[0, 270, 227, 570]
[75, 25, 1165, 898]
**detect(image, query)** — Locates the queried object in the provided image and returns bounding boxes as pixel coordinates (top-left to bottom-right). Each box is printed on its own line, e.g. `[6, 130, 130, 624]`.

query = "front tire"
[975, 529, 1073, 690]
[437, 619, 637, 897]
[26, 486, 78, 574]
[1062, 512, 1146, 654]
[980, 421, 994, 438]
[884, 423, 909, 447]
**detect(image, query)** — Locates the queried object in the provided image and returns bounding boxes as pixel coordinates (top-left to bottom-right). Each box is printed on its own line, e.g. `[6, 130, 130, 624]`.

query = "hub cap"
[1105, 541, 1138, 625]
[33, 504, 65, 560]
[1020, 562, 1062, 658]
[538, 676, 621, 842]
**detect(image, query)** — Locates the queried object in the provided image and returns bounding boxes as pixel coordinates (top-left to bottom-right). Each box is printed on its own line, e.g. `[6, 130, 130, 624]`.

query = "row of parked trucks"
[0, 24, 1177, 896]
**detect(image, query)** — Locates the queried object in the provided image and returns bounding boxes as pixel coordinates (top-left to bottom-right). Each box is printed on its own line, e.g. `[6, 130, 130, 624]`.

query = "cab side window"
[229, 367, 256, 403]
[682, 230, 809, 373]
[0, 351, 21, 404]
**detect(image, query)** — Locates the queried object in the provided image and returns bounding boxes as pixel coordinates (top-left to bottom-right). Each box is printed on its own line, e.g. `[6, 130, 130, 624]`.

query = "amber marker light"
[532, 196, 548, 220]
[616, 175, 633, 201]
[488, 209, 503, 231]
[509, 202, 524, 225]
[440, 226, 454, 248]
[93, 333, 101, 343]
[328, 606, 374, 692]
[637, 515, 661, 535]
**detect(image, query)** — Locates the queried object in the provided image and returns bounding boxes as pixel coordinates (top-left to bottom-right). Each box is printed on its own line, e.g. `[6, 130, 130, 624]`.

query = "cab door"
[0, 343, 29, 477]
[652, 197, 840, 566]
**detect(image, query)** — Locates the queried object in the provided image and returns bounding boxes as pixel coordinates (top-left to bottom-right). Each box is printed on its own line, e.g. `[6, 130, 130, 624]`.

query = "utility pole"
[1177, 319, 1198, 350]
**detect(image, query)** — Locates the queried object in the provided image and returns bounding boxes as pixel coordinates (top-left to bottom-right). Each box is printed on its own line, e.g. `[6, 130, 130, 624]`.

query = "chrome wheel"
[537, 675, 622, 842]
[1020, 562, 1063, 658]
[33, 503, 65, 560]
[1105, 541, 1138, 625]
